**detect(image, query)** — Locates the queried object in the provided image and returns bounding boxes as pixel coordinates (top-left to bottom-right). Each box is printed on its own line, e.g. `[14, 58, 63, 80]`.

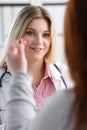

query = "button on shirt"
[32, 63, 56, 108]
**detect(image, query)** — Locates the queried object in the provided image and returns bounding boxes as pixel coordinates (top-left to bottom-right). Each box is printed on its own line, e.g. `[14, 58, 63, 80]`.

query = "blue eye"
[26, 31, 35, 36]
[43, 33, 50, 38]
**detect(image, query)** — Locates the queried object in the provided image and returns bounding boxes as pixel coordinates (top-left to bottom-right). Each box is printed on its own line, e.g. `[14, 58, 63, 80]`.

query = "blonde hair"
[0, 5, 56, 68]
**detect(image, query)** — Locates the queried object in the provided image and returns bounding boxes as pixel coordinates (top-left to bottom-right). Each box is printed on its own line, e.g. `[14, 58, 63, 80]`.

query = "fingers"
[7, 38, 26, 56]
[19, 38, 26, 45]
[17, 39, 26, 56]
[6, 38, 26, 67]
[6, 38, 27, 73]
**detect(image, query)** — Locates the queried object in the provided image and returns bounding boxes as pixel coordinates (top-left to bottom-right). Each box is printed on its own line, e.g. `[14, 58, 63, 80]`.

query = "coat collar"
[48, 64, 62, 80]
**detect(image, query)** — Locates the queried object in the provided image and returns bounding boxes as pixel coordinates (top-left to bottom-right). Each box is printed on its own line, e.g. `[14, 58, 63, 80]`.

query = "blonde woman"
[0, 5, 73, 130]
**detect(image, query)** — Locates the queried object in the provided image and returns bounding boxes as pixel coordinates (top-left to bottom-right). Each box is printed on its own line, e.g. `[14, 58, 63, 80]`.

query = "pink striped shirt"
[32, 63, 56, 108]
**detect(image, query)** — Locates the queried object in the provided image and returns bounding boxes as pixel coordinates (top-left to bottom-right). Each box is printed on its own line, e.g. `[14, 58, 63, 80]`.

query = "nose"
[35, 35, 43, 45]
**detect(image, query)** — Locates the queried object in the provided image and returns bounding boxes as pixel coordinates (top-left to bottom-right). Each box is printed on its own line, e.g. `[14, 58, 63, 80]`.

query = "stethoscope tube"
[54, 64, 67, 89]
[0, 67, 11, 87]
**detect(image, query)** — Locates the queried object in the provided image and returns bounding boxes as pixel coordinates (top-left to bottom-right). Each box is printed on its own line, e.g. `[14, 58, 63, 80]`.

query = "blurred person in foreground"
[5, 0, 87, 130]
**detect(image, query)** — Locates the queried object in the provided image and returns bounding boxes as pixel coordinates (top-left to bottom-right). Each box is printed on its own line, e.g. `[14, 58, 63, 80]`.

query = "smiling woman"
[0, 5, 73, 130]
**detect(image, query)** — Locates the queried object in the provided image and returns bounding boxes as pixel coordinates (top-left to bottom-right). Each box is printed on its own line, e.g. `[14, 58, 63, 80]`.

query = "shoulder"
[48, 62, 74, 88]
[55, 62, 69, 72]
[55, 62, 71, 79]
[54, 62, 74, 88]
[44, 89, 75, 112]
[49, 62, 68, 71]
[31, 90, 75, 130]
[48, 62, 70, 78]
[43, 90, 75, 128]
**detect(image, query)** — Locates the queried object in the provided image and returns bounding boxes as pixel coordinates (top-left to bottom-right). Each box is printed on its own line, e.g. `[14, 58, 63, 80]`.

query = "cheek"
[23, 36, 32, 44]
[46, 41, 51, 49]
[24, 45, 29, 59]
[46, 42, 51, 54]
[24, 46, 27, 55]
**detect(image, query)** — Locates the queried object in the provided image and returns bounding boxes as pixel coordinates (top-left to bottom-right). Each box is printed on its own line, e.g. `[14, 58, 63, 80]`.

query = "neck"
[27, 60, 45, 86]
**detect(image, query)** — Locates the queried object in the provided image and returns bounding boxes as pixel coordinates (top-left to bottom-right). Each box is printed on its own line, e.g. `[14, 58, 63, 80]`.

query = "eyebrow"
[26, 27, 50, 33]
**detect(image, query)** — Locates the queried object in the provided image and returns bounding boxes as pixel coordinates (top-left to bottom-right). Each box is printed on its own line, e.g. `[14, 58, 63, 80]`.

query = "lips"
[30, 47, 44, 52]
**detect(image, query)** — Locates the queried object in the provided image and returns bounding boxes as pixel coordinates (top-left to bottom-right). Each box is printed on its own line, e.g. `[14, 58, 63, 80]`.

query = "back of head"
[64, 0, 87, 129]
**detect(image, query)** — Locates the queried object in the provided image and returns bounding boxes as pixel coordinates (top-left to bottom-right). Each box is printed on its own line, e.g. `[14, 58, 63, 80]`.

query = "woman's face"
[23, 18, 51, 62]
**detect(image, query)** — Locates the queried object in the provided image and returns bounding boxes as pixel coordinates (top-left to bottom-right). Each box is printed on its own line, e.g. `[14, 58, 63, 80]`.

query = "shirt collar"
[43, 61, 52, 79]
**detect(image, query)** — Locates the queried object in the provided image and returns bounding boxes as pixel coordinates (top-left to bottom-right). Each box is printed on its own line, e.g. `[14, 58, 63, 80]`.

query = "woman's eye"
[43, 33, 50, 38]
[26, 31, 35, 36]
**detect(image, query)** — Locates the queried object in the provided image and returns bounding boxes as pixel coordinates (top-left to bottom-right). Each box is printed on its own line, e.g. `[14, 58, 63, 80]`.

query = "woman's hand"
[6, 38, 27, 73]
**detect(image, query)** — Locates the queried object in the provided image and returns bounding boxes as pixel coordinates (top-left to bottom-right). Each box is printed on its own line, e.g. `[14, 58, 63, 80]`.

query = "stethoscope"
[0, 67, 11, 125]
[0, 67, 11, 87]
[54, 64, 67, 89]
[0, 65, 67, 88]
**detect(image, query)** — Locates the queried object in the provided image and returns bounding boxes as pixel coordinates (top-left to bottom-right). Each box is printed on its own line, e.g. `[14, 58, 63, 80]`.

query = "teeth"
[36, 48, 40, 50]
[30, 47, 43, 51]
[34, 48, 41, 50]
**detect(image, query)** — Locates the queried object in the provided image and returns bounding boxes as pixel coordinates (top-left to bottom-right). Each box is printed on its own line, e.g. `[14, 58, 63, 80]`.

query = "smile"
[30, 47, 44, 52]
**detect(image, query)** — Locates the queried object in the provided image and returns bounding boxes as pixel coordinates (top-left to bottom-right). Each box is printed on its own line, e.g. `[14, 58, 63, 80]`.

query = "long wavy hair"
[0, 5, 56, 68]
[64, 0, 87, 129]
